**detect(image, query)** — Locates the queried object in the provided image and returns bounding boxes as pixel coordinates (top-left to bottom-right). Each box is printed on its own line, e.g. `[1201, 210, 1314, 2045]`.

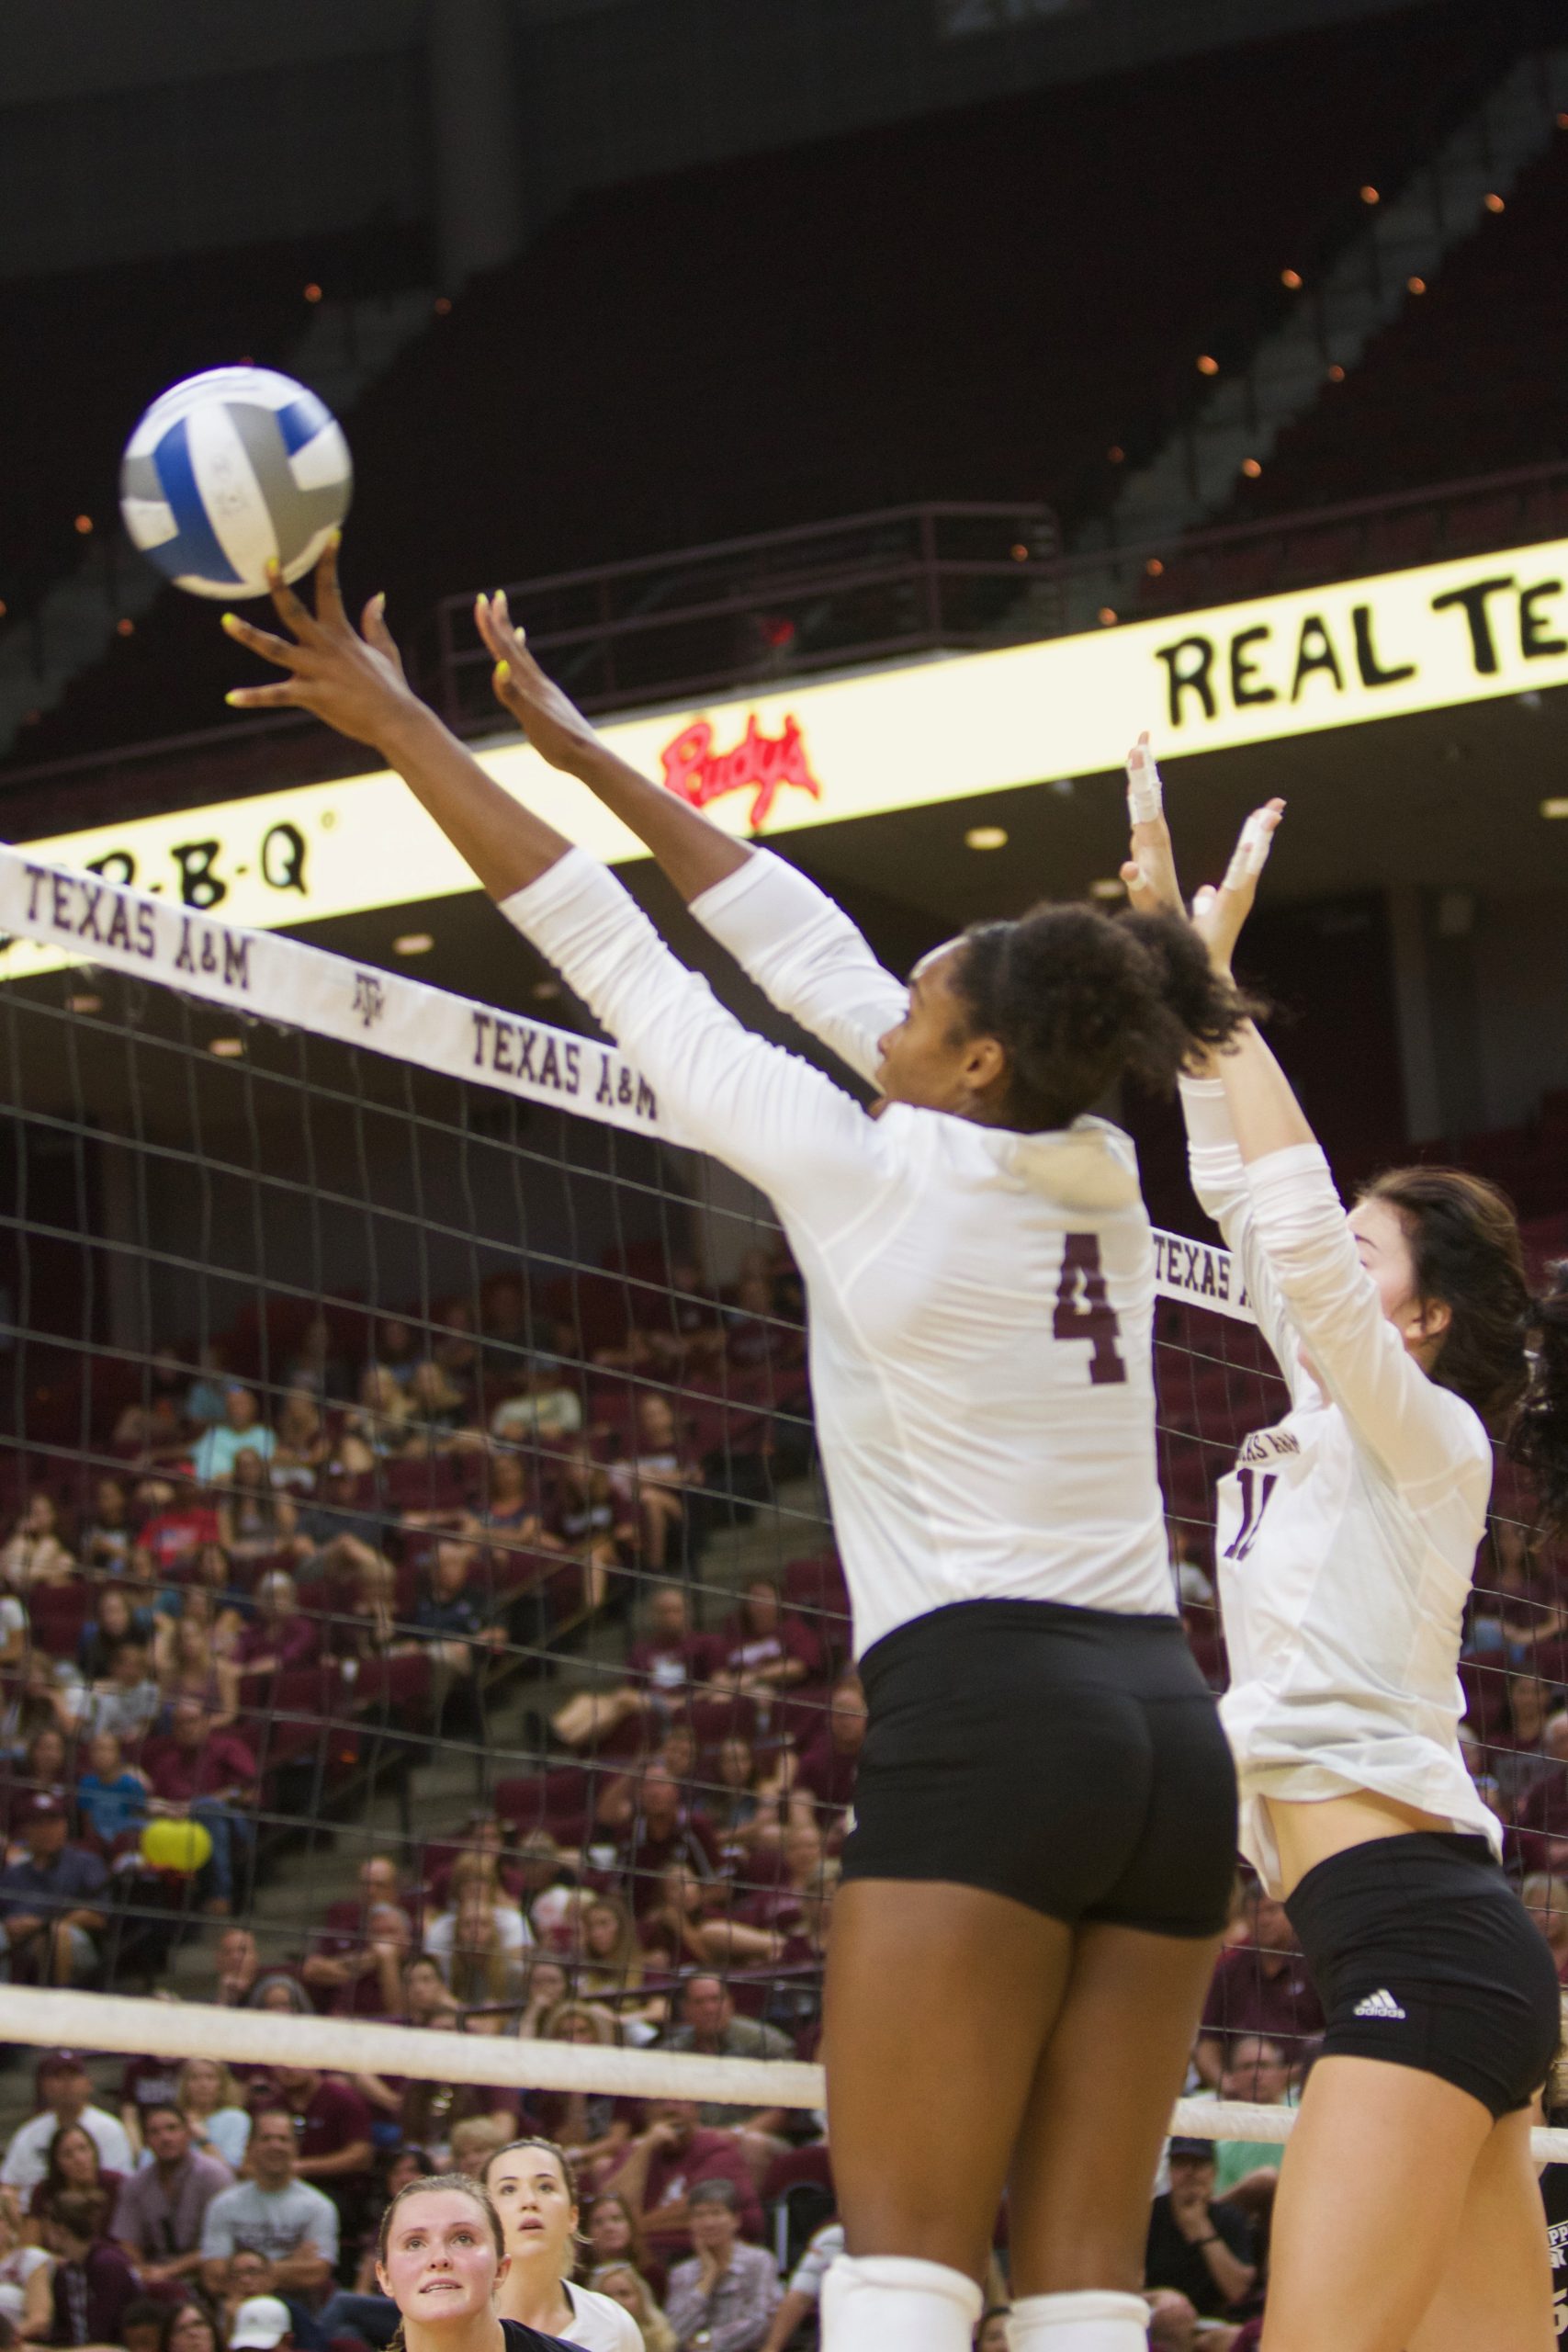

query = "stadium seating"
[3, 1, 1535, 785]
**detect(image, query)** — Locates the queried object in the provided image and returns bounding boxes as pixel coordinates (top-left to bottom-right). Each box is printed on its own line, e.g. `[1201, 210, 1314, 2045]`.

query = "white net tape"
[0, 1988, 1563, 2157]
[3, 847, 1557, 2159]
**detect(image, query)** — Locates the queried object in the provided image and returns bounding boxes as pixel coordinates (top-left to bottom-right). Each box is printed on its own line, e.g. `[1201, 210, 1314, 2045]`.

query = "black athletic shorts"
[1285, 1831, 1562, 2119]
[840, 1597, 1236, 1938]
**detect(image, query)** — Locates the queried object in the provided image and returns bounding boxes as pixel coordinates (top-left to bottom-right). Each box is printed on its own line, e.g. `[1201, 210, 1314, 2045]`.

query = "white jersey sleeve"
[688, 847, 909, 1087]
[500, 850, 883, 1225]
[1244, 1139, 1483, 1492]
[1179, 1076, 1306, 1398]
[561, 2280, 645, 2350]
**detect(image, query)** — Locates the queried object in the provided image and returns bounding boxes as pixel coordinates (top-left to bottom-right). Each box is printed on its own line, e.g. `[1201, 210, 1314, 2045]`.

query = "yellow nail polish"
[224, 691, 244, 707]
[220, 612, 239, 630]
[494, 660, 510, 684]
[329, 527, 343, 548]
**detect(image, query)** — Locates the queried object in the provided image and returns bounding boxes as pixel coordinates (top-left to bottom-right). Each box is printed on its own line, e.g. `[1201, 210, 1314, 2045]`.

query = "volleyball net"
[0, 842, 1561, 2166]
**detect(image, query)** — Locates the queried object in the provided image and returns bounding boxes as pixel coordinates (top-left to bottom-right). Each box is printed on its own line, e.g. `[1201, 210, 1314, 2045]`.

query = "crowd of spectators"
[0, 1251, 1562, 2346]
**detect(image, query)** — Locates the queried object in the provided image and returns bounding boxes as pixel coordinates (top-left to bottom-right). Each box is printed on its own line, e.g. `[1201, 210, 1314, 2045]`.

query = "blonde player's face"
[377, 2193, 505, 2318]
[874, 942, 1006, 1119]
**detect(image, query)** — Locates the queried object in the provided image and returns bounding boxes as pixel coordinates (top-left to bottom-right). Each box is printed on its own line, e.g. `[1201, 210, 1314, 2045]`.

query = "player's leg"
[1404, 2106, 1554, 2352]
[821, 1877, 1075, 2352]
[1005, 1919, 1221, 2350]
[1259, 2056, 1493, 2352]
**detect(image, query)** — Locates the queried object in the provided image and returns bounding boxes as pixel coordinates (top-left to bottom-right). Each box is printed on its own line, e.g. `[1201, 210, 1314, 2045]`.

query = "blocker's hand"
[1190, 799, 1286, 978]
[1119, 732, 1185, 919]
[473, 588, 601, 774]
[221, 538, 423, 751]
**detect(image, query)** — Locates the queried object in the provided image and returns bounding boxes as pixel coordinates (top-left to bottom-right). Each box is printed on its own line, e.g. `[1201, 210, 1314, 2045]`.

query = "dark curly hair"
[1359, 1167, 1568, 1533]
[951, 903, 1252, 1132]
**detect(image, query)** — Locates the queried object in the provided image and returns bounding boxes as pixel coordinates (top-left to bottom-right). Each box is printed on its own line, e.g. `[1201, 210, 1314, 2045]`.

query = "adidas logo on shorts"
[1352, 1988, 1407, 2021]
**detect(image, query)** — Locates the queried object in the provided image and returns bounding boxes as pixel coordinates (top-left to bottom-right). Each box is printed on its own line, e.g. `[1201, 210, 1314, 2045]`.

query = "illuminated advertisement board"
[5, 536, 1564, 976]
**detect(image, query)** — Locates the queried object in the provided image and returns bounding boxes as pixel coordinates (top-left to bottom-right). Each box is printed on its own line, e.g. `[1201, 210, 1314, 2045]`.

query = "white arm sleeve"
[1179, 1077, 1303, 1396]
[500, 851, 882, 1223]
[689, 848, 909, 1088]
[1245, 1141, 1483, 1487]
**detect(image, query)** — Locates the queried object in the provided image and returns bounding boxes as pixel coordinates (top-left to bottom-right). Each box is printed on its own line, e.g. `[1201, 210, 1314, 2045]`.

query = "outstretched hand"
[221, 539, 423, 752]
[1120, 732, 1185, 918]
[474, 590, 601, 774]
[1115, 730, 1284, 975]
[1191, 800, 1286, 977]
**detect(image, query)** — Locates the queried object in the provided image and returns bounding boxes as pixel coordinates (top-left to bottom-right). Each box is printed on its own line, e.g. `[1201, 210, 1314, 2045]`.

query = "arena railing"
[4, 459, 1567, 837]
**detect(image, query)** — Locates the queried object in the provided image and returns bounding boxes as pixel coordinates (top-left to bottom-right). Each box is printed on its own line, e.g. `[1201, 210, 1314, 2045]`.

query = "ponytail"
[1508, 1261, 1568, 1537]
[1359, 1168, 1568, 1537]
[953, 902, 1255, 1134]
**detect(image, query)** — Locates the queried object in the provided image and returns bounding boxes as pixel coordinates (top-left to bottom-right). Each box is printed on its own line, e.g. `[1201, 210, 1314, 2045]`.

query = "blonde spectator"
[156, 1615, 240, 1727]
[576, 1892, 648, 2004]
[407, 1362, 485, 1453]
[447, 2117, 513, 2177]
[1, 1496, 75, 1591]
[425, 1855, 532, 1987]
[594, 2264, 674, 2352]
[446, 1890, 530, 2008]
[175, 2059, 252, 2174]
[528, 2006, 633, 2182]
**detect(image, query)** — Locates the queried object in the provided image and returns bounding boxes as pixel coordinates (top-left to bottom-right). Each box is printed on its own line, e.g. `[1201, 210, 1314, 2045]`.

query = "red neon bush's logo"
[660, 714, 822, 831]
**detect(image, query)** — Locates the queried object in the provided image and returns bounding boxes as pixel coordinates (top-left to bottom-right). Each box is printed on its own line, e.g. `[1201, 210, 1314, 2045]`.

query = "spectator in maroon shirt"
[604, 2098, 762, 2256]
[616, 1764, 720, 1916]
[551, 1583, 719, 1752]
[713, 1579, 820, 1698]
[1194, 1884, 1324, 2086]
[43, 2190, 141, 2347]
[301, 1856, 419, 2015]
[231, 1573, 320, 1681]
[787, 1672, 865, 1838]
[248, 2067, 374, 2227]
[1513, 1730, 1568, 1875]
[142, 1699, 257, 1915]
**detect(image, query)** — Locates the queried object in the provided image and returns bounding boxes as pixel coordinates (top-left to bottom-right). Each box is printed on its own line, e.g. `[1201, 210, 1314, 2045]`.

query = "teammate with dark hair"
[223, 547, 1255, 2352]
[1125, 741, 1568, 2352]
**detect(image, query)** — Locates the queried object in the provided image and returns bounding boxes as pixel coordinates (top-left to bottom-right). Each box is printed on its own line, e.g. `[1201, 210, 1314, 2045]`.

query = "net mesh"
[0, 844, 1562, 2168]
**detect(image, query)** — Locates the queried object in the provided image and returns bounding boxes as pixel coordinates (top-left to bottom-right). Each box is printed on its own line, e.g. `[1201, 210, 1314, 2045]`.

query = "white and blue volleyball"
[119, 366, 353, 600]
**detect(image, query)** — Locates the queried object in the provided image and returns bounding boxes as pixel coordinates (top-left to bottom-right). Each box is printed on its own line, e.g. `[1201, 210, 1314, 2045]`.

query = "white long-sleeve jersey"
[1180, 1076, 1499, 1893]
[502, 846, 1176, 1657]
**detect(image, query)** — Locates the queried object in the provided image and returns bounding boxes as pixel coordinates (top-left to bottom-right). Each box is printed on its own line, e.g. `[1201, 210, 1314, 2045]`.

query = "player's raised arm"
[222, 542, 576, 904]
[475, 594, 908, 1084]
[475, 589, 752, 903]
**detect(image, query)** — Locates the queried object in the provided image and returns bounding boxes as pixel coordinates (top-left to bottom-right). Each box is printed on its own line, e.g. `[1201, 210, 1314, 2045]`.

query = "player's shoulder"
[561, 2283, 645, 2348]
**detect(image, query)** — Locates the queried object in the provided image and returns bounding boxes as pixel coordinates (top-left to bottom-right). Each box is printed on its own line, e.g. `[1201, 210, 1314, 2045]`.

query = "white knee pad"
[820, 2253, 983, 2352]
[1007, 2290, 1150, 2352]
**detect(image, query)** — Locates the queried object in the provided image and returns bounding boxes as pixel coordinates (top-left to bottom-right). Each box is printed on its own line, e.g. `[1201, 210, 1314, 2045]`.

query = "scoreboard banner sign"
[7, 532, 1568, 967]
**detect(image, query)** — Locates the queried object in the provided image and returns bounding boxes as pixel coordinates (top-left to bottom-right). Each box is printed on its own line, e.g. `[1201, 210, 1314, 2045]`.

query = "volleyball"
[119, 366, 353, 600]
[140, 1817, 214, 1874]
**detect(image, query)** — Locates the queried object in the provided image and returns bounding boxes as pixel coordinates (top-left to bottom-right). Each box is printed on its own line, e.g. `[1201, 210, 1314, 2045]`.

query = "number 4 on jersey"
[1054, 1233, 1127, 1386]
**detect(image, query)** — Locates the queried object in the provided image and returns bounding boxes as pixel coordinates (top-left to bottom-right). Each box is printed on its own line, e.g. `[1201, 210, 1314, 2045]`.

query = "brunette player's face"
[875, 943, 1005, 1118]
[1348, 1198, 1450, 1358]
